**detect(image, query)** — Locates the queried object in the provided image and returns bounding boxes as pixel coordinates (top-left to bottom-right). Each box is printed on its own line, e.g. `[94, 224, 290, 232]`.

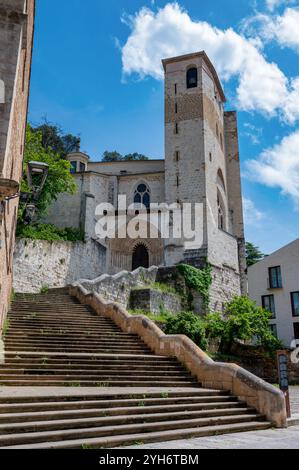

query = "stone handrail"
[73, 266, 159, 307]
[74, 266, 159, 290]
[70, 283, 287, 428]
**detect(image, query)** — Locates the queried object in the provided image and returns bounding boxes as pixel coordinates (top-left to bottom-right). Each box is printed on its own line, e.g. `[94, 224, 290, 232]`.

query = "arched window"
[217, 190, 226, 231]
[134, 183, 151, 209]
[187, 67, 198, 89]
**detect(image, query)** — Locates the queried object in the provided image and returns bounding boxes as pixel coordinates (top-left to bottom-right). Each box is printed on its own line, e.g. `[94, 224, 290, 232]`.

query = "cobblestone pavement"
[121, 426, 299, 449]
[290, 386, 299, 414]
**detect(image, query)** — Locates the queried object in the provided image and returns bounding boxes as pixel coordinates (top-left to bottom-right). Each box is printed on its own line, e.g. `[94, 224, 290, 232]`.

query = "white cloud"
[273, 7, 299, 50]
[247, 7, 299, 53]
[242, 123, 263, 145]
[266, 0, 295, 11]
[246, 130, 299, 206]
[243, 198, 265, 225]
[121, 2, 299, 123]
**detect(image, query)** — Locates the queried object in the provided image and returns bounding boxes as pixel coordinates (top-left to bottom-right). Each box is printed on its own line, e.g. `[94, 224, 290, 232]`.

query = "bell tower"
[162, 51, 246, 308]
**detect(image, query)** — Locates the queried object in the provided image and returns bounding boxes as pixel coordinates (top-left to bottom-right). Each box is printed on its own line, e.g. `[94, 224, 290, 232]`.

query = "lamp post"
[20, 161, 49, 225]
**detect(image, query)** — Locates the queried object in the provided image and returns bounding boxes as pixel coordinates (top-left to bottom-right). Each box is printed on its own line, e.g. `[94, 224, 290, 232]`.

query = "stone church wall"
[13, 238, 106, 293]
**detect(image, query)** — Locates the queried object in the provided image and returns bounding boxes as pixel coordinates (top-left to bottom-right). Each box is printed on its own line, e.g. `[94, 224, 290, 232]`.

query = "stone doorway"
[132, 244, 149, 271]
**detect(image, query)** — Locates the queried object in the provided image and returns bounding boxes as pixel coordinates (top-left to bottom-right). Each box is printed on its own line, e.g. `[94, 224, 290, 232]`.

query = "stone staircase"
[0, 288, 271, 448]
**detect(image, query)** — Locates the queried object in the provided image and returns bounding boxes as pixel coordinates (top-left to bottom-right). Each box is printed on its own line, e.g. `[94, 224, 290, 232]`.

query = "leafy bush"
[16, 223, 84, 242]
[164, 311, 208, 350]
[204, 312, 226, 339]
[221, 296, 282, 353]
[177, 264, 212, 310]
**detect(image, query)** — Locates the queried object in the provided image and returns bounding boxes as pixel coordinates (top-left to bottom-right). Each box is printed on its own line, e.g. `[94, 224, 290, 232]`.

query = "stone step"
[9, 316, 117, 326]
[0, 415, 266, 447]
[9, 309, 105, 316]
[1, 421, 271, 449]
[3, 352, 169, 361]
[0, 369, 191, 378]
[7, 324, 126, 333]
[1, 364, 185, 373]
[4, 329, 133, 337]
[0, 397, 238, 414]
[3, 355, 174, 365]
[0, 390, 228, 404]
[8, 323, 123, 333]
[5, 336, 147, 346]
[0, 379, 198, 387]
[4, 342, 151, 350]
[0, 408, 257, 433]
[4, 342, 150, 349]
[4, 347, 152, 355]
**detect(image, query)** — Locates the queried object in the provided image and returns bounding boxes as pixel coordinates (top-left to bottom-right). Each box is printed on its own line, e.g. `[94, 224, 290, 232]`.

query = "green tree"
[102, 151, 123, 162]
[19, 124, 77, 222]
[33, 121, 80, 157]
[123, 152, 149, 161]
[101, 151, 149, 162]
[246, 242, 265, 267]
[221, 296, 282, 353]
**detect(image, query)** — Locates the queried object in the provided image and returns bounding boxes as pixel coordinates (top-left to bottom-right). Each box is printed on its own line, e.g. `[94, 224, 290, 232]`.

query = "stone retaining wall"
[129, 288, 182, 314]
[13, 238, 106, 293]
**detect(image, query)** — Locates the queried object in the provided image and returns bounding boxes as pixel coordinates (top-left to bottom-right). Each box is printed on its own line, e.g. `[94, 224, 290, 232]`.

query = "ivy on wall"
[177, 263, 212, 310]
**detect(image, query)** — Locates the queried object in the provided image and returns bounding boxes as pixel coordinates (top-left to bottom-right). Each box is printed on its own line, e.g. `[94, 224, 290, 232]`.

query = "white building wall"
[248, 239, 299, 347]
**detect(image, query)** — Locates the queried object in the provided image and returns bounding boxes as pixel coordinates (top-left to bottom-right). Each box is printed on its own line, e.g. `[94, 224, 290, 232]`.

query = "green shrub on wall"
[16, 223, 84, 242]
[177, 264, 212, 310]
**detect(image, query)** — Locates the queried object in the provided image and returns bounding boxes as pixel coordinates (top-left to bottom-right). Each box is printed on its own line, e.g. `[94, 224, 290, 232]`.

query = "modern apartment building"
[248, 239, 299, 347]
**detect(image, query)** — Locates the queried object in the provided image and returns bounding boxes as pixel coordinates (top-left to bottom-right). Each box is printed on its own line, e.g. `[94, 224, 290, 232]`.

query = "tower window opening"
[175, 123, 179, 134]
[175, 150, 180, 162]
[175, 102, 178, 114]
[187, 67, 198, 89]
[70, 162, 77, 174]
[174, 84, 177, 95]
[220, 133, 223, 150]
[217, 192, 226, 231]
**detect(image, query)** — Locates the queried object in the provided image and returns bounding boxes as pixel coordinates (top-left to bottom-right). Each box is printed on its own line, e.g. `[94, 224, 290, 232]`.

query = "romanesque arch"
[108, 220, 164, 273]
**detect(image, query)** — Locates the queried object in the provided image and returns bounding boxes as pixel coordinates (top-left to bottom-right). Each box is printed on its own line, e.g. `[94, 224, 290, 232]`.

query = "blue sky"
[28, 0, 299, 254]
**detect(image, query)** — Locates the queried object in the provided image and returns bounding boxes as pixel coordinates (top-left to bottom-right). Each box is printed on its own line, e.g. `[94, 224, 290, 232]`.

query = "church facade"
[45, 52, 246, 311]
